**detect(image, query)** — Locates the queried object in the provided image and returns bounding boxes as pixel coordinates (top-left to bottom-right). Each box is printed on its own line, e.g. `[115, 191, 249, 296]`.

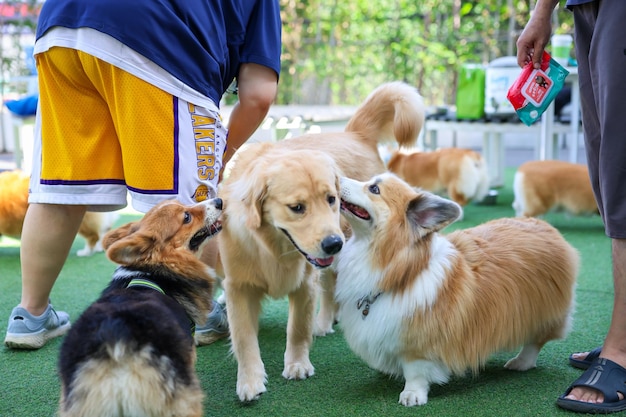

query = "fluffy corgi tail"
[512, 170, 527, 217]
[464, 152, 490, 202]
[59, 344, 203, 417]
[345, 81, 425, 149]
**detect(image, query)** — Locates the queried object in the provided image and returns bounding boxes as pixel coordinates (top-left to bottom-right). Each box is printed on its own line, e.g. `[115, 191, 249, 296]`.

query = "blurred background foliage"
[0, 0, 39, 97]
[0, 1, 573, 106]
[279, 0, 573, 106]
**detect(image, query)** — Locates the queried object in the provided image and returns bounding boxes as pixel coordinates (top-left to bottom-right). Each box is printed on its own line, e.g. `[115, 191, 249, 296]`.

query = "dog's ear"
[407, 192, 462, 233]
[103, 223, 156, 265]
[102, 222, 137, 250]
[229, 167, 267, 230]
[241, 179, 266, 229]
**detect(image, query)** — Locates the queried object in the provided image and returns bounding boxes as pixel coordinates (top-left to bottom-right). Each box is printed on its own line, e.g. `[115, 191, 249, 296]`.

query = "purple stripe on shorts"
[40, 179, 126, 186]
[172, 96, 179, 194]
[127, 186, 178, 195]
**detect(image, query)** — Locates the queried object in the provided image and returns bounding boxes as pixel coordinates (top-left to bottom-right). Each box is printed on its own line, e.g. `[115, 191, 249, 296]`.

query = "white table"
[423, 119, 573, 187]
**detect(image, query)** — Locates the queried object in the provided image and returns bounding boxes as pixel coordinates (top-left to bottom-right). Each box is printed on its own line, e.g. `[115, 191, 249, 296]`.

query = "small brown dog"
[58, 198, 223, 417]
[512, 160, 598, 217]
[387, 147, 490, 207]
[0, 169, 118, 255]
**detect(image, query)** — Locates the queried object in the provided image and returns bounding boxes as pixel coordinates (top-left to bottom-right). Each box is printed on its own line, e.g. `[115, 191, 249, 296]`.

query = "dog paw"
[399, 389, 428, 407]
[313, 321, 335, 336]
[504, 345, 539, 371]
[504, 356, 536, 371]
[236, 378, 267, 402]
[77, 244, 103, 257]
[282, 361, 315, 380]
[76, 247, 93, 257]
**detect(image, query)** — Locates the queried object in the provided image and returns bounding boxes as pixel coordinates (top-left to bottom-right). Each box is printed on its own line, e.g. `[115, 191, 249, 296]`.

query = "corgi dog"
[75, 211, 120, 256]
[512, 160, 598, 217]
[386, 147, 490, 207]
[58, 198, 223, 417]
[335, 173, 578, 407]
[0, 169, 118, 256]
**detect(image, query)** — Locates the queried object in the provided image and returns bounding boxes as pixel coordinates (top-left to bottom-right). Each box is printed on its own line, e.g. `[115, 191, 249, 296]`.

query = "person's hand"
[516, 1, 559, 69]
[516, 16, 553, 69]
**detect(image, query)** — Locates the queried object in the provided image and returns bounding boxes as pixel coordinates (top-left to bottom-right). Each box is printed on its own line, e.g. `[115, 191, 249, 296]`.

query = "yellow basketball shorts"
[29, 47, 226, 213]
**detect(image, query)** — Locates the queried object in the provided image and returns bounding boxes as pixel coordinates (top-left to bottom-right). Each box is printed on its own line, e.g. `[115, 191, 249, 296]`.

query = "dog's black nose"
[213, 198, 223, 210]
[321, 234, 343, 255]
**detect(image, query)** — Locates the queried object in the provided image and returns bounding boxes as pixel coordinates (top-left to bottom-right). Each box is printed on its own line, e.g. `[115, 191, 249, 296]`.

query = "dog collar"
[356, 292, 382, 319]
[127, 278, 165, 294]
[127, 278, 196, 337]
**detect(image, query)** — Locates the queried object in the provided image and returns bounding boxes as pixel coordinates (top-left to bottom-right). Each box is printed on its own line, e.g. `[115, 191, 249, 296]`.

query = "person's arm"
[222, 63, 278, 169]
[516, 0, 561, 68]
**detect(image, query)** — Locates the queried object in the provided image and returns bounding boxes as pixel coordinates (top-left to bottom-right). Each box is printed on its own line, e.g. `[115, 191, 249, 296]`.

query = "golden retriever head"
[224, 146, 344, 268]
[102, 198, 223, 277]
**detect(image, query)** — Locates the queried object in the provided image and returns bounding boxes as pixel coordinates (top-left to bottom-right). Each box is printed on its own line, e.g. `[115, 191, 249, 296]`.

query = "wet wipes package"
[507, 51, 569, 126]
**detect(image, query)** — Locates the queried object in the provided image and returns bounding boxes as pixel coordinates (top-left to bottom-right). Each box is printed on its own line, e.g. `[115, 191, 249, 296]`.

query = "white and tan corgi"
[386, 147, 490, 207]
[335, 173, 578, 407]
[512, 160, 598, 218]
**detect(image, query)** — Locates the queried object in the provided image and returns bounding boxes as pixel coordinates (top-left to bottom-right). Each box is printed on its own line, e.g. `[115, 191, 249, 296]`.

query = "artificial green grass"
[0, 168, 613, 417]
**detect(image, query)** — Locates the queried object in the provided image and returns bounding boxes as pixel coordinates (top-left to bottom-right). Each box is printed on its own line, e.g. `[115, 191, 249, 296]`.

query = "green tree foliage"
[278, 0, 573, 107]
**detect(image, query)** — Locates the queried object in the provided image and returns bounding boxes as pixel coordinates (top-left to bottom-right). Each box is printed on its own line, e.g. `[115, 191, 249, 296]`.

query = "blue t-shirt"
[565, 0, 594, 5]
[36, 0, 281, 105]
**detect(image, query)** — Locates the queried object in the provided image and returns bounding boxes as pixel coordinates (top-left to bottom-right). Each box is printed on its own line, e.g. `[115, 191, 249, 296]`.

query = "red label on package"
[521, 69, 553, 107]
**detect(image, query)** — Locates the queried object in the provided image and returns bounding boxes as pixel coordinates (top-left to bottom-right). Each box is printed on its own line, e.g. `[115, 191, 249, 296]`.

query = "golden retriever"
[336, 173, 578, 406]
[58, 198, 223, 417]
[217, 81, 425, 402]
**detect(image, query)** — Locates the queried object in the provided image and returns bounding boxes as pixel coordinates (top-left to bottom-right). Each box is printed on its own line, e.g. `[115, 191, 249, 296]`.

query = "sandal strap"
[567, 358, 626, 403]
[584, 346, 603, 362]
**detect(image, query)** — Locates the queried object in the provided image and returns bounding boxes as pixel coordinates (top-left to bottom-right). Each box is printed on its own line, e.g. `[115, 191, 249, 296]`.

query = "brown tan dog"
[0, 169, 118, 255]
[58, 198, 223, 417]
[512, 160, 598, 217]
[336, 173, 578, 406]
[387, 147, 490, 207]
[217, 81, 425, 402]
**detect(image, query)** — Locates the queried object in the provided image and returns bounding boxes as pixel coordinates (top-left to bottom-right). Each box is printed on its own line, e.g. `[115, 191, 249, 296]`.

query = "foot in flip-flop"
[569, 346, 603, 370]
[557, 357, 626, 414]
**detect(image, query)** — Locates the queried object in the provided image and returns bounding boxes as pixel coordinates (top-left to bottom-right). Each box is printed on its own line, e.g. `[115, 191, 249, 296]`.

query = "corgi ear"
[103, 222, 156, 265]
[102, 222, 137, 250]
[105, 233, 156, 265]
[407, 192, 462, 232]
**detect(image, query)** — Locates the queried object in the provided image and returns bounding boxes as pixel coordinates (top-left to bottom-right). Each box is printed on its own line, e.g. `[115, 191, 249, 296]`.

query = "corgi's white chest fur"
[335, 233, 455, 377]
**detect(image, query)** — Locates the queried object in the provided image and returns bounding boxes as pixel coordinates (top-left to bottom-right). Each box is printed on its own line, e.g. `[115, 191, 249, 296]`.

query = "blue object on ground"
[5, 94, 38, 116]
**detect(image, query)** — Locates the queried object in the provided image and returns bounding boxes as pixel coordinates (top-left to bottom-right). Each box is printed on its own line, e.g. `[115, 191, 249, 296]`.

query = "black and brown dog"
[58, 198, 223, 417]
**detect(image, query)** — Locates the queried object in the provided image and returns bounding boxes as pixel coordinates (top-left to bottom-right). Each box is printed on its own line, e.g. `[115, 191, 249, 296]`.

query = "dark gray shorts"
[573, 1, 626, 238]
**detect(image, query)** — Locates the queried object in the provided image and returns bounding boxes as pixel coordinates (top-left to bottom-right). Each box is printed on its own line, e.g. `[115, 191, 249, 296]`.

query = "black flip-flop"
[557, 357, 626, 414]
[569, 346, 603, 370]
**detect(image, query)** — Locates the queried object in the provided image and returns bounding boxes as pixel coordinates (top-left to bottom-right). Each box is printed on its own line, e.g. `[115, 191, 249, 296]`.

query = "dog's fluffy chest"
[335, 235, 455, 376]
[335, 239, 404, 375]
